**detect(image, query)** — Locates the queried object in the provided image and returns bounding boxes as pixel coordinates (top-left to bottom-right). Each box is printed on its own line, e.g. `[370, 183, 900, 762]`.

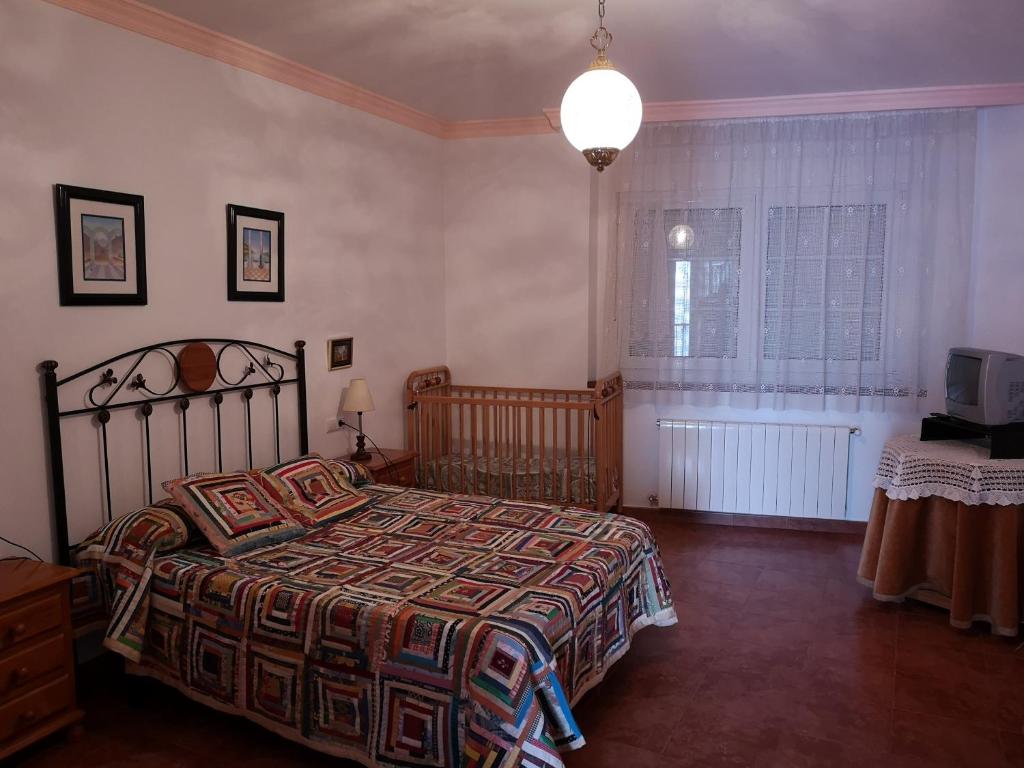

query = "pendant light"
[559, 0, 642, 172]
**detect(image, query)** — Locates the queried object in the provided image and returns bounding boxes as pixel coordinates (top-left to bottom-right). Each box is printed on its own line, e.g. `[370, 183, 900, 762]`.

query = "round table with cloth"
[858, 434, 1024, 636]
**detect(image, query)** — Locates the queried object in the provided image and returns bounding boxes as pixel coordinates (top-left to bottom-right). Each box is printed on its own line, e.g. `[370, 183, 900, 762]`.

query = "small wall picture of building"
[242, 227, 271, 282]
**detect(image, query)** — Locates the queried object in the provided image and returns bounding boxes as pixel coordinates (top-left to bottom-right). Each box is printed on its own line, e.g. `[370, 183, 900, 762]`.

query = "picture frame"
[328, 337, 353, 370]
[54, 184, 147, 306]
[227, 204, 284, 301]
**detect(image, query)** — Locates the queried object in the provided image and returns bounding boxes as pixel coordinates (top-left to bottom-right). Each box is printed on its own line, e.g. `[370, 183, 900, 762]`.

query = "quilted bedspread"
[75, 483, 676, 767]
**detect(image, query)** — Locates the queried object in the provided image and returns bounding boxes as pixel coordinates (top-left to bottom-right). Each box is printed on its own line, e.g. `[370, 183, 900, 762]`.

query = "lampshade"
[342, 378, 375, 413]
[560, 66, 642, 164]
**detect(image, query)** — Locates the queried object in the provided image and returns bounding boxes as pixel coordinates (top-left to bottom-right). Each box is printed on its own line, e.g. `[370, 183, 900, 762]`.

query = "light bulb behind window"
[669, 224, 695, 249]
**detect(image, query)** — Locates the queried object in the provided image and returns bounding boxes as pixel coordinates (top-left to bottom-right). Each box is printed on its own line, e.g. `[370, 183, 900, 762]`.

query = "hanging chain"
[591, 0, 612, 54]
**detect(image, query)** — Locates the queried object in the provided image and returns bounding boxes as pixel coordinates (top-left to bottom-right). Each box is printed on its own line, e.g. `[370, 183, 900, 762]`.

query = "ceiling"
[141, 0, 1024, 122]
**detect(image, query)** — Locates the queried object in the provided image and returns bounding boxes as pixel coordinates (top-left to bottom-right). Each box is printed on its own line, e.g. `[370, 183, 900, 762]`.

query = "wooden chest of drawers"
[0, 560, 82, 761]
[347, 448, 418, 488]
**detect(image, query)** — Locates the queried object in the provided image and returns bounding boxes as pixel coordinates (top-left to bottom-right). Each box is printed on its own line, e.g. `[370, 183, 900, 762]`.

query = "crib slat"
[458, 402, 464, 494]
[509, 399, 516, 495]
[539, 406, 546, 503]
[526, 402, 533, 501]
[577, 408, 584, 506]
[470, 403, 478, 494]
[511, 400, 518, 500]
[498, 403, 504, 498]
[446, 399, 453, 494]
[551, 404, 558, 504]
[486, 402, 493, 496]
[564, 403, 571, 504]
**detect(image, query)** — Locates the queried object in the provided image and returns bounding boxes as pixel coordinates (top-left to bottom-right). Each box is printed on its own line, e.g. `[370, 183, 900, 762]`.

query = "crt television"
[945, 347, 1024, 426]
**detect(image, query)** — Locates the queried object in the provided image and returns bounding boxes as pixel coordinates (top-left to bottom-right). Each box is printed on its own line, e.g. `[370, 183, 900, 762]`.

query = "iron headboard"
[40, 338, 309, 565]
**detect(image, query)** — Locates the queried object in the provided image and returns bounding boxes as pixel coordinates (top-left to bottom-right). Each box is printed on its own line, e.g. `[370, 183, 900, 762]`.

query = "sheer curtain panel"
[605, 109, 977, 412]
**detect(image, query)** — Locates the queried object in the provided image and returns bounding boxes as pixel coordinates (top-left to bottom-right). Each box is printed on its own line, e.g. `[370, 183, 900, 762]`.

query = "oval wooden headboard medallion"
[178, 342, 217, 392]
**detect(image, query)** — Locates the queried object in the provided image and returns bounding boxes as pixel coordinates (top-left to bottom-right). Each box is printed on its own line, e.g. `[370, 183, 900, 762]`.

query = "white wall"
[970, 105, 1024, 351]
[0, 0, 446, 560]
[442, 135, 591, 388]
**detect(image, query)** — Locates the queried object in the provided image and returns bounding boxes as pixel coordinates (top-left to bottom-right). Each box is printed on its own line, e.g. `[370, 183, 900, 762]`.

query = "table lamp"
[342, 378, 375, 461]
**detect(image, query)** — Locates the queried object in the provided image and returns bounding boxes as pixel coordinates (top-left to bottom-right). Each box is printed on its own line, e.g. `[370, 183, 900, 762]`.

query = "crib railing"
[405, 367, 623, 512]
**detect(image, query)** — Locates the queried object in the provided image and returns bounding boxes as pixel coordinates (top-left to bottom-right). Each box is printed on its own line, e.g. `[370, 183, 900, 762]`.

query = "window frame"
[621, 190, 760, 376]
[622, 187, 896, 385]
[757, 188, 894, 380]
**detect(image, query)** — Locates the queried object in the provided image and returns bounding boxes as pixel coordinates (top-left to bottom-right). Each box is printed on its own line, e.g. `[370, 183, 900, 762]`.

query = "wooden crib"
[404, 367, 623, 512]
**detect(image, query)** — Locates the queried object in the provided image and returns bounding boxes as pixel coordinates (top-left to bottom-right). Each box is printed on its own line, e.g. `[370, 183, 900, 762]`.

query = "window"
[763, 204, 887, 362]
[627, 201, 888, 370]
[616, 111, 974, 407]
[628, 207, 743, 360]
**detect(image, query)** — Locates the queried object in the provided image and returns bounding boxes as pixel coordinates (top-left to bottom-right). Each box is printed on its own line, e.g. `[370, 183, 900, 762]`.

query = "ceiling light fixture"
[559, 0, 642, 172]
[668, 224, 695, 249]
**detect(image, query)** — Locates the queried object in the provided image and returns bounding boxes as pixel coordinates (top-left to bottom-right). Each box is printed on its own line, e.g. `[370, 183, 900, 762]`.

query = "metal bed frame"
[40, 338, 309, 565]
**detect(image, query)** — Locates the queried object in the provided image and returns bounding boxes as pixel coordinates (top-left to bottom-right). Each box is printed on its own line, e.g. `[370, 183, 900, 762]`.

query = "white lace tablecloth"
[874, 434, 1024, 506]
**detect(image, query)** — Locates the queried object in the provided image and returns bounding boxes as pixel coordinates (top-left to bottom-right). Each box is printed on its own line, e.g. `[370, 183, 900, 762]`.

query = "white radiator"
[656, 419, 858, 518]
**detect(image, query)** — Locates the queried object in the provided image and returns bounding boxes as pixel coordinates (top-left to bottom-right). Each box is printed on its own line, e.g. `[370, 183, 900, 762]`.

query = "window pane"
[673, 261, 691, 357]
[763, 204, 886, 362]
[663, 207, 742, 359]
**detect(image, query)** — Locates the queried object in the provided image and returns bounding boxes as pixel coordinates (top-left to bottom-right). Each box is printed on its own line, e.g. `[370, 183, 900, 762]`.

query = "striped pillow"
[162, 472, 305, 556]
[75, 498, 195, 562]
[325, 457, 375, 488]
[255, 455, 368, 528]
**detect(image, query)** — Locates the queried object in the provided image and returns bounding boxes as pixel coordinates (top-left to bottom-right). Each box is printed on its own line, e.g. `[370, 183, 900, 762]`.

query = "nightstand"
[0, 559, 83, 761]
[350, 448, 418, 487]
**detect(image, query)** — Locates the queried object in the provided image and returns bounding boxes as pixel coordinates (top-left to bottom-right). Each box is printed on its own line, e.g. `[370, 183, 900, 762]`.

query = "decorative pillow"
[255, 455, 368, 528]
[72, 499, 198, 655]
[325, 457, 375, 488]
[162, 472, 305, 556]
[75, 498, 195, 563]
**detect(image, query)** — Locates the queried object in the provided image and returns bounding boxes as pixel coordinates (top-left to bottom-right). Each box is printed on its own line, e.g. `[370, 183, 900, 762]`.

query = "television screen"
[947, 354, 982, 406]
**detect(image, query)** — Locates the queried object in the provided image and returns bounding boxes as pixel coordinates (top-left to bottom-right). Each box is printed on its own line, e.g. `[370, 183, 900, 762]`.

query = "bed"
[405, 367, 624, 513]
[41, 339, 675, 768]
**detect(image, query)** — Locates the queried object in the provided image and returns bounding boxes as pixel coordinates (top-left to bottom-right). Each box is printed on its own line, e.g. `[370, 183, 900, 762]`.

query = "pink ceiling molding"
[544, 83, 1024, 129]
[42, 0, 448, 137]
[43, 0, 1024, 141]
[439, 117, 554, 140]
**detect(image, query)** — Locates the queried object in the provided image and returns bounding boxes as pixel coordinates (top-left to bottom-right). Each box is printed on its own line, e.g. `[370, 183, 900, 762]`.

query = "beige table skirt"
[858, 488, 1024, 636]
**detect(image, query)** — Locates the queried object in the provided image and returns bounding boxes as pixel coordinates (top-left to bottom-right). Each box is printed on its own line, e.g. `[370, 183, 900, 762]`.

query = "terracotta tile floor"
[11, 514, 1024, 767]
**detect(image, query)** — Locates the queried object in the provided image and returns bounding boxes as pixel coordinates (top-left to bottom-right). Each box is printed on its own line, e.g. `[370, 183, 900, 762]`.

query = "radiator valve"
[648, 493, 659, 507]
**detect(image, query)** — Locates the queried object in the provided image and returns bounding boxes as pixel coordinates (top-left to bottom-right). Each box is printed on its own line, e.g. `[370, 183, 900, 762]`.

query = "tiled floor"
[12, 514, 1024, 767]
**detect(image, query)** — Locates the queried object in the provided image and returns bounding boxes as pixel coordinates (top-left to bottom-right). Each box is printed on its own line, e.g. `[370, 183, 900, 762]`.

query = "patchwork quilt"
[74, 483, 676, 767]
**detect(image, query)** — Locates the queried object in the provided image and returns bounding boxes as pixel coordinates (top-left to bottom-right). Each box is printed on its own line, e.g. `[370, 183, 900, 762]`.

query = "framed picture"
[328, 337, 353, 370]
[54, 184, 147, 306]
[227, 204, 284, 301]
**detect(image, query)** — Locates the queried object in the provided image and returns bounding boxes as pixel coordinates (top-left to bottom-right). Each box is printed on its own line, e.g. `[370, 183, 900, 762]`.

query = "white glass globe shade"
[560, 67, 642, 153]
[668, 224, 695, 249]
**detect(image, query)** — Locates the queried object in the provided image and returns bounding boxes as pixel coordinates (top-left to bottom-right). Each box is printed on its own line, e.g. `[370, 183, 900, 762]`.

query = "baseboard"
[622, 506, 867, 535]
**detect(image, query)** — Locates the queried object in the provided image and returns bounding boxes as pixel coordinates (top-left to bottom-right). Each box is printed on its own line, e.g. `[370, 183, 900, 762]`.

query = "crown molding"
[440, 116, 555, 140]
[41, 0, 449, 137]
[543, 82, 1024, 129]
[40, 0, 1024, 141]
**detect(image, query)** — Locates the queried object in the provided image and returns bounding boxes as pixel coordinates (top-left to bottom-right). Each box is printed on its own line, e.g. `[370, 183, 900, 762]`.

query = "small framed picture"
[328, 337, 353, 370]
[227, 204, 284, 301]
[54, 184, 147, 305]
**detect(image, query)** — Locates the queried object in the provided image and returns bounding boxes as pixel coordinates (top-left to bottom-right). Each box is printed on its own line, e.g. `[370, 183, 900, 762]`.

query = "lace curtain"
[603, 109, 977, 412]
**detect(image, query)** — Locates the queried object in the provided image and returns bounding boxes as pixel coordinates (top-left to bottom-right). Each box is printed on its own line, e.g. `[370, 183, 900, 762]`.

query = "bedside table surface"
[358, 448, 417, 471]
[0, 560, 80, 605]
